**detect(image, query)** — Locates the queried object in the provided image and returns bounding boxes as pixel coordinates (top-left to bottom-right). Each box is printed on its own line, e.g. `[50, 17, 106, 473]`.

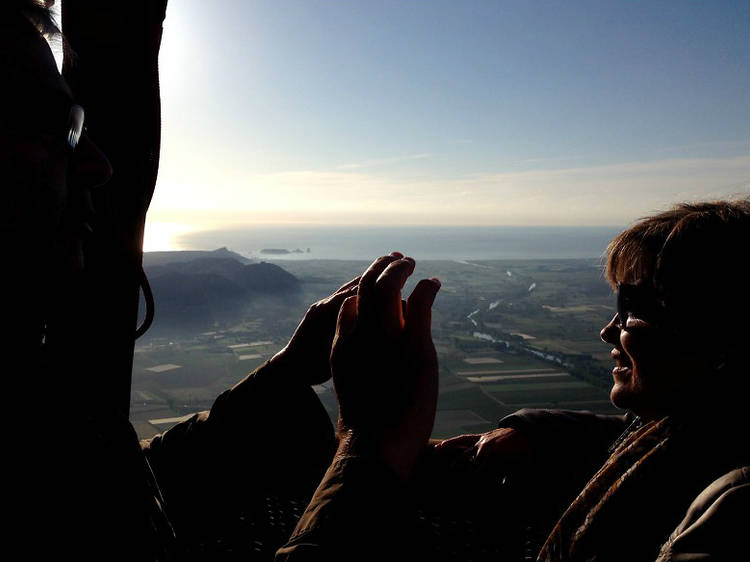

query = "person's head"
[1, 1, 113, 353]
[600, 199, 750, 419]
[1, 0, 112, 276]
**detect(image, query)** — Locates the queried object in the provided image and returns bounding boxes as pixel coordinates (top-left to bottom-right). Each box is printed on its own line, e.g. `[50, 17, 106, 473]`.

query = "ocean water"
[176, 225, 623, 261]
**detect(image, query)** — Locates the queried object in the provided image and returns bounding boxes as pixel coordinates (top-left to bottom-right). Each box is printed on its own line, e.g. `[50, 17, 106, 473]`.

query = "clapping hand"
[270, 275, 361, 386]
[431, 427, 532, 480]
[330, 253, 441, 479]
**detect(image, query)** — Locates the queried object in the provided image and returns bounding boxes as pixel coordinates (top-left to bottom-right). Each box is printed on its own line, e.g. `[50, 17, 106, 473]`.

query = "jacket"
[275, 408, 749, 561]
[12, 361, 335, 561]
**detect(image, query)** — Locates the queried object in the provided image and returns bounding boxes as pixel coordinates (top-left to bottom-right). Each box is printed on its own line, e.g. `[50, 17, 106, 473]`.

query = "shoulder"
[657, 466, 750, 561]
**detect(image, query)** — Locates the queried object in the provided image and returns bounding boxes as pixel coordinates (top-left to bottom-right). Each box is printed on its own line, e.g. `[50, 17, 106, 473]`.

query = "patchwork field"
[132, 258, 623, 439]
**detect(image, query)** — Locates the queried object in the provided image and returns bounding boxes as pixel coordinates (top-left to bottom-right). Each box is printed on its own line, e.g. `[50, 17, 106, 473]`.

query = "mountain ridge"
[141, 248, 299, 335]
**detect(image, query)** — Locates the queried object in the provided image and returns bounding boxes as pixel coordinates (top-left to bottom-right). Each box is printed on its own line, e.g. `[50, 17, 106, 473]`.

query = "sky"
[79, 2, 750, 245]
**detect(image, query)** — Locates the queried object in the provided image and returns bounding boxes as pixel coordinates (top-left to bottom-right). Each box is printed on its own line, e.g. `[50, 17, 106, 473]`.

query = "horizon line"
[154, 221, 628, 229]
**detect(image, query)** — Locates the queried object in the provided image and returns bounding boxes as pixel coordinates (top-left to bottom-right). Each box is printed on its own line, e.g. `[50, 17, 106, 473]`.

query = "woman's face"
[0, 24, 112, 274]
[600, 282, 711, 419]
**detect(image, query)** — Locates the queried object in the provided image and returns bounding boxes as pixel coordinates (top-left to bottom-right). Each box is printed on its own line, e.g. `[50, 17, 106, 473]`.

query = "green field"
[132, 258, 623, 439]
[489, 386, 611, 405]
[482, 381, 591, 392]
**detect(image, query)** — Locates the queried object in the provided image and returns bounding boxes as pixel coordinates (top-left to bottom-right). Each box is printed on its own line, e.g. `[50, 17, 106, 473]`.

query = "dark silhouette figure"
[1, 3, 359, 559]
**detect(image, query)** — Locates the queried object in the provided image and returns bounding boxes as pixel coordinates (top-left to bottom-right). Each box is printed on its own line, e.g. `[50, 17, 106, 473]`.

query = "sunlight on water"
[143, 221, 194, 252]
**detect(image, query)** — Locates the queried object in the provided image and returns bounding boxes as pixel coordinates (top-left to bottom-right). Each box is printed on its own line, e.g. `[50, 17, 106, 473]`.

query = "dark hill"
[234, 262, 299, 293]
[141, 249, 300, 335]
[143, 247, 251, 267]
[146, 257, 299, 294]
[147, 257, 246, 280]
[148, 272, 245, 305]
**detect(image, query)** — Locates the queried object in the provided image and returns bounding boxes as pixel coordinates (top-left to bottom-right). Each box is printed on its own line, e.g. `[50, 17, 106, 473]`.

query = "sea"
[175, 225, 623, 262]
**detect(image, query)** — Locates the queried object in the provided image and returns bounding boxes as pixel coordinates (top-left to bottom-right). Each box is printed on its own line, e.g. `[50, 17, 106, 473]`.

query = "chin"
[609, 383, 638, 411]
[609, 385, 627, 409]
[611, 386, 664, 420]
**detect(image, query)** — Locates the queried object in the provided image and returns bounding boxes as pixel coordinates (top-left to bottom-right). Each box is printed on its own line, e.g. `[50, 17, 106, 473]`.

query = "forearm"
[143, 361, 336, 530]
[276, 454, 413, 562]
[498, 408, 630, 458]
[277, 256, 440, 561]
[496, 408, 631, 525]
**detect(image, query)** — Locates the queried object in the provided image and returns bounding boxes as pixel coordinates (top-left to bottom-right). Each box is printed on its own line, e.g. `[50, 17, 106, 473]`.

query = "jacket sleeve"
[142, 361, 336, 535]
[656, 466, 750, 562]
[497, 408, 630, 454]
[496, 408, 632, 532]
[275, 455, 414, 562]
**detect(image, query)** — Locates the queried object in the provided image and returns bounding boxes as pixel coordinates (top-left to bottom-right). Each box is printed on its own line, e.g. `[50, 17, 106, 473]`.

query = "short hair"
[1, 0, 60, 37]
[605, 198, 750, 354]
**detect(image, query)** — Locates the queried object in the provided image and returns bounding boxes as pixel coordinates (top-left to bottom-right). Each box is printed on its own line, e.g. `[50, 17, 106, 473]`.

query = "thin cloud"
[335, 153, 432, 170]
[151, 153, 750, 226]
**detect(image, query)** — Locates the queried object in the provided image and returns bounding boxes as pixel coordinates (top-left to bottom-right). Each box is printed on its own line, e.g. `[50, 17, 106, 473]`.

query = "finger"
[323, 282, 359, 309]
[357, 253, 403, 321]
[405, 278, 441, 343]
[373, 257, 416, 333]
[318, 275, 362, 314]
[335, 275, 361, 294]
[433, 433, 481, 451]
[331, 295, 358, 390]
[334, 295, 358, 340]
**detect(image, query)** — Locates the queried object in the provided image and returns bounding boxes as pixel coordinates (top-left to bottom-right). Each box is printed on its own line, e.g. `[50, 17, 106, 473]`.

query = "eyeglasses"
[66, 104, 85, 151]
[1, 97, 85, 149]
[616, 283, 671, 331]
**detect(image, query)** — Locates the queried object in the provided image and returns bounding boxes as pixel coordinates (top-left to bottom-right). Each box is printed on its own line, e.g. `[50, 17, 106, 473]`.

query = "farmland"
[131, 258, 621, 439]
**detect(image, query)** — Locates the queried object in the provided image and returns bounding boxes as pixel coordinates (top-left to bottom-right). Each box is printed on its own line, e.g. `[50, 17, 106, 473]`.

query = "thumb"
[405, 278, 441, 343]
[331, 295, 358, 381]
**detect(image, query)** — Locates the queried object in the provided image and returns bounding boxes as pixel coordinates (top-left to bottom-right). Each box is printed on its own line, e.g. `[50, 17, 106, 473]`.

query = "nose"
[600, 313, 621, 345]
[69, 134, 113, 191]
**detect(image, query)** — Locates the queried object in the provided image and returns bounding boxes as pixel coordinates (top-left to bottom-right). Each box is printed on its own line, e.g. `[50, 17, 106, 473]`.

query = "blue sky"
[143, 1, 749, 247]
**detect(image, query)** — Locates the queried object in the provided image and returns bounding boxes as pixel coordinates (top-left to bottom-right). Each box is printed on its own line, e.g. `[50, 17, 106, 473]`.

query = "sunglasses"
[616, 283, 671, 330]
[1, 96, 84, 150]
[65, 104, 85, 151]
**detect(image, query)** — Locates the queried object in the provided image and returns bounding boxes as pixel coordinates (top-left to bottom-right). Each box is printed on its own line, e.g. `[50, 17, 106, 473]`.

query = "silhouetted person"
[0, 3, 388, 559]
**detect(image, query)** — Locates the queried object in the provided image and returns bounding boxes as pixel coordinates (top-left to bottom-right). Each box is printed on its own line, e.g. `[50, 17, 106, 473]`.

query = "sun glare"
[143, 221, 193, 252]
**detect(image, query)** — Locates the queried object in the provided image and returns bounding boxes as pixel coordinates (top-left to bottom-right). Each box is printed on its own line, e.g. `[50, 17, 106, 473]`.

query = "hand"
[270, 276, 360, 385]
[431, 427, 532, 479]
[331, 254, 441, 479]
